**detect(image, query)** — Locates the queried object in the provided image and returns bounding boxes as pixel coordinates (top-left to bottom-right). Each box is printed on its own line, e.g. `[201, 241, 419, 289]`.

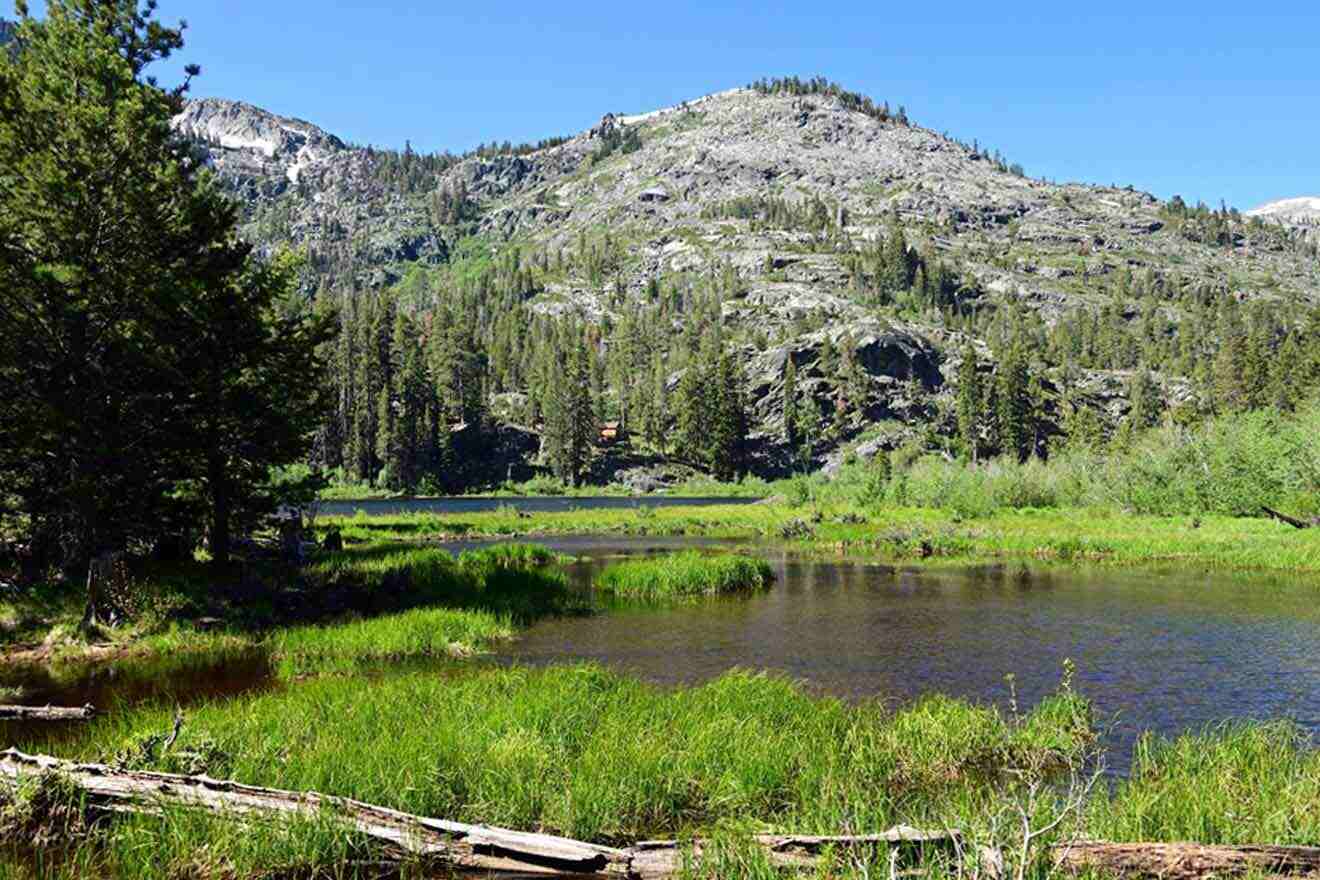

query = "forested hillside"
[176, 79, 1320, 493]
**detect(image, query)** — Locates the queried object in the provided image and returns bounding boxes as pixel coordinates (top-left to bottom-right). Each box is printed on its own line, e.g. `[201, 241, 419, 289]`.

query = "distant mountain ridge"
[172, 97, 347, 186]
[1248, 196, 1320, 230]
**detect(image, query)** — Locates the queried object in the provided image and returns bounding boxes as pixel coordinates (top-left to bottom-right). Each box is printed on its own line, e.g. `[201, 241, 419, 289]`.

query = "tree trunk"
[79, 556, 101, 632]
[0, 705, 96, 721]
[79, 552, 117, 632]
[1052, 840, 1320, 879]
[209, 453, 231, 566]
[1262, 506, 1316, 530]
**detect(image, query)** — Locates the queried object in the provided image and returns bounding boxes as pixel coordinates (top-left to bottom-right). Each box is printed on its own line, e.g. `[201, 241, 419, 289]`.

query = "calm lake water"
[503, 546, 1320, 770]
[319, 495, 761, 516]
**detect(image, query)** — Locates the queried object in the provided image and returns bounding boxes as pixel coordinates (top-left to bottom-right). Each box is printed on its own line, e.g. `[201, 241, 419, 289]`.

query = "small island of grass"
[595, 551, 774, 600]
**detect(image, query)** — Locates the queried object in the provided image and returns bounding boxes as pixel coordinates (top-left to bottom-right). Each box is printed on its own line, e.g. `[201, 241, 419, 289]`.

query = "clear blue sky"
[10, 1, 1319, 209]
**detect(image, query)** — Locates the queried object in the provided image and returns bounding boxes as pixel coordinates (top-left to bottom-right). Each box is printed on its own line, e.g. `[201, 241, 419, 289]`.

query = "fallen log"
[1262, 506, 1318, 530]
[1052, 840, 1320, 879]
[0, 749, 955, 878]
[0, 704, 96, 721]
[11, 749, 1313, 880]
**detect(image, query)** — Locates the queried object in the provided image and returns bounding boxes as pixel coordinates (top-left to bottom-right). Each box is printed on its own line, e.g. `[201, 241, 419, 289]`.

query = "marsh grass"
[325, 505, 1320, 574]
[306, 541, 574, 625]
[270, 606, 514, 676]
[270, 542, 570, 673]
[594, 552, 774, 600]
[1089, 720, 1320, 844]
[1, 541, 570, 682]
[8, 664, 1320, 879]
[29, 664, 1093, 847]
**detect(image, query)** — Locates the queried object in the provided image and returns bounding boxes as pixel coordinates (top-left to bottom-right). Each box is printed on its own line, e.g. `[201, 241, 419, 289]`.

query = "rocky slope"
[172, 86, 1320, 474]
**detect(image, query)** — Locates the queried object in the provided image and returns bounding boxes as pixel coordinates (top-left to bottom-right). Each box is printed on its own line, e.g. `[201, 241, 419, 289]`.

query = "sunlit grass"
[595, 552, 774, 600]
[323, 505, 1320, 574]
[21, 663, 1092, 847]
[270, 607, 515, 676]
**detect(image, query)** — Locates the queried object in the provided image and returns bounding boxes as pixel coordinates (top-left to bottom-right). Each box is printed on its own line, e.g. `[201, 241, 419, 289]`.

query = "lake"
[504, 545, 1320, 771]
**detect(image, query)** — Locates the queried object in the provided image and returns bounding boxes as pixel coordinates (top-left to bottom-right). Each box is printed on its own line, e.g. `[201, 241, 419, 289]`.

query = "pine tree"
[644, 354, 669, 452]
[995, 342, 1033, 462]
[540, 331, 595, 485]
[710, 352, 748, 481]
[955, 342, 984, 463]
[1126, 367, 1161, 431]
[783, 357, 801, 447]
[0, 2, 333, 571]
[674, 359, 709, 466]
[793, 391, 822, 473]
[564, 337, 596, 485]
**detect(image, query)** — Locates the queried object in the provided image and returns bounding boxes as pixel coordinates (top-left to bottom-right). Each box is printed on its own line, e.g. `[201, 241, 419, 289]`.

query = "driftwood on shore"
[1262, 506, 1319, 529]
[4, 748, 1320, 879]
[1052, 840, 1320, 878]
[0, 749, 960, 878]
[0, 704, 97, 721]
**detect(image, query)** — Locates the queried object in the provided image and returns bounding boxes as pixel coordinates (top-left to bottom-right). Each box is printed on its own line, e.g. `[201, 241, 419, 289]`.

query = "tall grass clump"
[270, 607, 514, 675]
[595, 552, 773, 600]
[305, 542, 570, 623]
[1089, 720, 1320, 844]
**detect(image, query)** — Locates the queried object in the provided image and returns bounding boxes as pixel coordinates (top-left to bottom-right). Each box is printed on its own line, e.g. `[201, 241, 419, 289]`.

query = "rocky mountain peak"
[1247, 196, 1320, 229]
[172, 97, 346, 186]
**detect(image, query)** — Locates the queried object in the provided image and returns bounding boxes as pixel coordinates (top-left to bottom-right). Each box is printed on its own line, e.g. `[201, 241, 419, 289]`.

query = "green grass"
[269, 606, 515, 675]
[7, 663, 1092, 877]
[1089, 720, 1320, 844]
[325, 505, 1320, 574]
[10, 660, 1320, 878]
[270, 542, 569, 673]
[0, 542, 569, 676]
[595, 552, 774, 600]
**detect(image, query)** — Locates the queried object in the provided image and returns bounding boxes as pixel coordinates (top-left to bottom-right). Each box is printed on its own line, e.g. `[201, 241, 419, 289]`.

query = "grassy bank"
[0, 543, 568, 676]
[326, 504, 1320, 573]
[9, 662, 1320, 879]
[4, 663, 1094, 878]
[595, 552, 774, 600]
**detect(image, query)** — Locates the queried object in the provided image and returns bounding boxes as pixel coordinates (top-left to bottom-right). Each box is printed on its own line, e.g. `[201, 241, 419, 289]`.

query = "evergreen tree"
[995, 341, 1034, 462]
[1126, 367, 1161, 431]
[783, 357, 801, 447]
[181, 252, 335, 564]
[540, 331, 595, 485]
[710, 352, 748, 481]
[955, 342, 984, 463]
[0, 2, 333, 571]
[674, 359, 709, 466]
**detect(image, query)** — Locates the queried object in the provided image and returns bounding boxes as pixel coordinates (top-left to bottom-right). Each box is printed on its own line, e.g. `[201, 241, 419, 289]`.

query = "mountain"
[1247, 196, 1320, 235]
[171, 82, 1320, 486]
[173, 98, 346, 187]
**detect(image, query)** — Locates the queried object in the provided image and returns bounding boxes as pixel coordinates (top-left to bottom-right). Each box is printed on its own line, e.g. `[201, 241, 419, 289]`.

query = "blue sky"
[9, 1, 1318, 209]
